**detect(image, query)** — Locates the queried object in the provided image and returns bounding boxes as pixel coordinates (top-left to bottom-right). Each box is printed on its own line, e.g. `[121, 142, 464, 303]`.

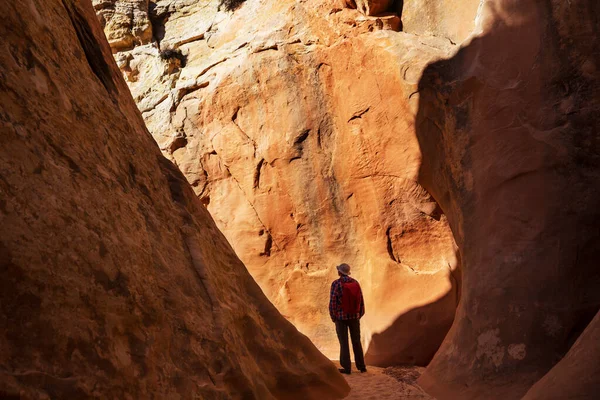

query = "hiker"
[329, 263, 367, 374]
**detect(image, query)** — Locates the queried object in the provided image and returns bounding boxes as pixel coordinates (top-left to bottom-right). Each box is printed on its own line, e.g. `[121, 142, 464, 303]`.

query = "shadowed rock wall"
[523, 309, 600, 400]
[415, 0, 600, 398]
[0, 0, 349, 398]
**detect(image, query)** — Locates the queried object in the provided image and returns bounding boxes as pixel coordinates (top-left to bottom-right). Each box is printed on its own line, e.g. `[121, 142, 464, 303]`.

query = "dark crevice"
[386, 227, 399, 263]
[169, 135, 188, 153]
[427, 202, 444, 221]
[148, 2, 168, 47]
[395, 0, 405, 19]
[260, 233, 273, 257]
[293, 129, 310, 146]
[128, 162, 137, 184]
[317, 126, 322, 148]
[61, 0, 117, 97]
[348, 107, 370, 122]
[447, 263, 461, 307]
[253, 159, 264, 189]
[177, 81, 208, 101]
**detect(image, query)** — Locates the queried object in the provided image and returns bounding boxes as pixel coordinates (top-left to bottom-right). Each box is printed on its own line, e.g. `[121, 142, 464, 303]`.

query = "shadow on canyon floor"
[365, 281, 459, 367]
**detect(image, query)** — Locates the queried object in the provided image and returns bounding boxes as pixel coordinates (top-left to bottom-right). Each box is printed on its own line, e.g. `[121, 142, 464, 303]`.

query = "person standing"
[329, 263, 367, 374]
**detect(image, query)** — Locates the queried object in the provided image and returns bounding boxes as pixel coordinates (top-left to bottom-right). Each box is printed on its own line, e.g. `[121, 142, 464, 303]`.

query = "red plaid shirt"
[329, 275, 365, 322]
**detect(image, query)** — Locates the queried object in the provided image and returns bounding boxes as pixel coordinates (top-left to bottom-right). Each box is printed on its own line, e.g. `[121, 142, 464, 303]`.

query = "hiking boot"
[338, 368, 351, 375]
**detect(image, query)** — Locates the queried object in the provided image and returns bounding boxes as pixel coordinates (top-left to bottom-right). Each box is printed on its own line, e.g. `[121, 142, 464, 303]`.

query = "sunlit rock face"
[93, 0, 485, 365]
[399, 0, 484, 45]
[93, 0, 153, 50]
[0, 1, 349, 398]
[416, 0, 600, 398]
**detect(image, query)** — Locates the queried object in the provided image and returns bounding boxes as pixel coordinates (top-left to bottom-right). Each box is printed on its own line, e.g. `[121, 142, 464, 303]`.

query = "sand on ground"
[333, 363, 434, 400]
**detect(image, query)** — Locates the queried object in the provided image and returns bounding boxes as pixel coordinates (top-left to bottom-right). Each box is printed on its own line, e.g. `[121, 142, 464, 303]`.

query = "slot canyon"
[1, 0, 599, 399]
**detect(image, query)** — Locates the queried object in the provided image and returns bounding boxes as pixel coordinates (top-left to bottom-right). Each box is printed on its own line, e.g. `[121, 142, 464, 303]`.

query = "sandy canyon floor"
[333, 363, 433, 399]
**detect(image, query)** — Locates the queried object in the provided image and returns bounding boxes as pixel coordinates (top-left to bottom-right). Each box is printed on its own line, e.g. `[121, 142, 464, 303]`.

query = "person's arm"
[359, 284, 365, 318]
[329, 281, 339, 322]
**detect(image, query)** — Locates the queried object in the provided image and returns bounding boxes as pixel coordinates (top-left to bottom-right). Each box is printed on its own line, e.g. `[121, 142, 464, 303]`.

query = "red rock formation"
[416, 0, 600, 398]
[0, 1, 348, 398]
[94, 0, 465, 365]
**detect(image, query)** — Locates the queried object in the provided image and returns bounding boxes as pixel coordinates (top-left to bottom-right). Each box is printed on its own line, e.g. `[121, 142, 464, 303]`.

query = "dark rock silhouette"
[415, 1, 600, 398]
[523, 310, 600, 399]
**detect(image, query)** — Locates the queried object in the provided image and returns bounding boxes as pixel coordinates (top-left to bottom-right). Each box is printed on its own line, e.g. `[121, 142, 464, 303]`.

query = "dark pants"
[335, 319, 366, 371]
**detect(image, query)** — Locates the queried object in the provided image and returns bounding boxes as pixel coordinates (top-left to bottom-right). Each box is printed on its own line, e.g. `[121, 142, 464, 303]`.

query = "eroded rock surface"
[94, 0, 476, 364]
[0, 1, 348, 398]
[416, 0, 600, 398]
[93, 0, 152, 50]
[399, 0, 483, 44]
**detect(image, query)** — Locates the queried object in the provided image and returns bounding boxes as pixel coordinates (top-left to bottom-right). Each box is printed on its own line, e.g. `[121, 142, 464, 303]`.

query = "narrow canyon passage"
[2, 0, 599, 399]
[93, 0, 468, 367]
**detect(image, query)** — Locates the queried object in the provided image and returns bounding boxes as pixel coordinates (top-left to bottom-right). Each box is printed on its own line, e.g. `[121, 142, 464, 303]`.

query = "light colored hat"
[336, 263, 351, 276]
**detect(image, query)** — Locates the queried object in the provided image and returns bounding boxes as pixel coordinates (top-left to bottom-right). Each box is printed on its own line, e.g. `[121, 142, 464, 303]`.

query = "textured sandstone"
[93, 0, 152, 51]
[399, 0, 483, 44]
[95, 0, 467, 364]
[0, 0, 348, 398]
[415, 0, 600, 398]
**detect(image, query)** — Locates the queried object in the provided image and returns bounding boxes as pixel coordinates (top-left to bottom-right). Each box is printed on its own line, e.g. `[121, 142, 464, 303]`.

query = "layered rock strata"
[94, 0, 484, 364]
[94, 0, 152, 50]
[416, 0, 600, 398]
[0, 0, 349, 398]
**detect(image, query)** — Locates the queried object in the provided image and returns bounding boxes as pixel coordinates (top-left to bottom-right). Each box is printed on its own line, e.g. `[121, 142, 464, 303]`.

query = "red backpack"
[341, 280, 362, 314]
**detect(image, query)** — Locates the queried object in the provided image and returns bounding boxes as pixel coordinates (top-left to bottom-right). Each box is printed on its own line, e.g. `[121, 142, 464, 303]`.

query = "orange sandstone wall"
[0, 1, 348, 398]
[93, 0, 480, 365]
